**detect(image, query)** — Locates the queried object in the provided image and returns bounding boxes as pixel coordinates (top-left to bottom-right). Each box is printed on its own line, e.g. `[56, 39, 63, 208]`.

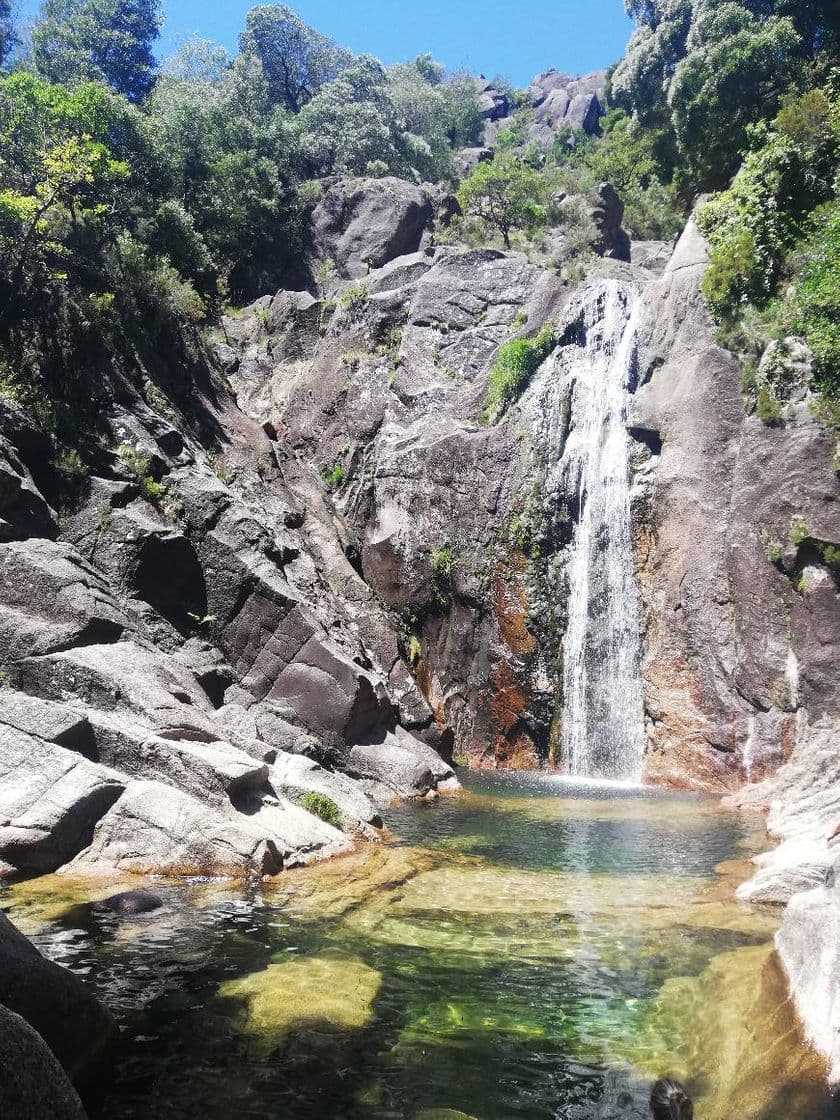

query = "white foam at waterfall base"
[559, 280, 647, 781]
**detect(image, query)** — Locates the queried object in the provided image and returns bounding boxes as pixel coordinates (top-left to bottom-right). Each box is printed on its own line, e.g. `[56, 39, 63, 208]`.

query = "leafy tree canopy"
[238, 4, 351, 112]
[32, 0, 162, 102]
[456, 157, 547, 248]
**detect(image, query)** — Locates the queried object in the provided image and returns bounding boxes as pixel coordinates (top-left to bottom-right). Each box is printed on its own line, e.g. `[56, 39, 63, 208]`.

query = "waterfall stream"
[556, 280, 646, 781]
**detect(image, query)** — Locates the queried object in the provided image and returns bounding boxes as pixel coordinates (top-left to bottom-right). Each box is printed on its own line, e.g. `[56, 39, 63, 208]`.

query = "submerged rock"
[218, 950, 381, 1046]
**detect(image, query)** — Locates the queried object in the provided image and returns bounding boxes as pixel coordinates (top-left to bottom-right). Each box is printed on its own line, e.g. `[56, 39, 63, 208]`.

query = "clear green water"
[3, 771, 838, 1120]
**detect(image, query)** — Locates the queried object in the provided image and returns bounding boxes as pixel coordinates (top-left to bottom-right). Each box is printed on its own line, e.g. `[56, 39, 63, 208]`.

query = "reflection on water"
[1, 771, 837, 1120]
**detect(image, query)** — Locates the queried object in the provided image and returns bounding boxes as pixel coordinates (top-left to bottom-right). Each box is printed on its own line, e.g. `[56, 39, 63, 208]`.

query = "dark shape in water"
[650, 1079, 693, 1120]
[99, 890, 163, 916]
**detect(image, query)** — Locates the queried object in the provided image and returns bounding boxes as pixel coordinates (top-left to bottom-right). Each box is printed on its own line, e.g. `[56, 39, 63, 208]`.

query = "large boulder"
[0, 431, 56, 542]
[270, 751, 382, 833]
[347, 727, 459, 802]
[16, 640, 220, 745]
[476, 80, 509, 122]
[589, 182, 631, 262]
[0, 1005, 87, 1119]
[737, 720, 840, 903]
[0, 690, 95, 755]
[0, 540, 130, 663]
[68, 779, 349, 877]
[309, 177, 433, 279]
[0, 727, 125, 875]
[776, 871, 840, 1084]
[0, 911, 116, 1082]
[109, 734, 270, 806]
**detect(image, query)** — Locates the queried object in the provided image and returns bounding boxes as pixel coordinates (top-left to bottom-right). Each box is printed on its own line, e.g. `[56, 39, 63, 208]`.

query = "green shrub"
[322, 462, 345, 491]
[794, 203, 840, 401]
[701, 226, 761, 323]
[821, 543, 840, 568]
[431, 545, 453, 578]
[54, 447, 88, 478]
[117, 443, 166, 507]
[338, 282, 369, 317]
[300, 792, 342, 829]
[485, 325, 556, 416]
[430, 544, 455, 605]
[456, 157, 547, 249]
[765, 540, 783, 565]
[755, 385, 782, 425]
[790, 515, 810, 546]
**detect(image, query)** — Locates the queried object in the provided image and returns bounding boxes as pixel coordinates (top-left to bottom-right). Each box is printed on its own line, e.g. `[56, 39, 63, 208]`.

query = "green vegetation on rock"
[456, 157, 546, 249]
[485, 326, 556, 417]
[300, 791, 343, 828]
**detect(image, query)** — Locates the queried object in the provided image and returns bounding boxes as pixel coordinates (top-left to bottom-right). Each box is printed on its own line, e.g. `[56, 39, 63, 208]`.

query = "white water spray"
[559, 281, 647, 781]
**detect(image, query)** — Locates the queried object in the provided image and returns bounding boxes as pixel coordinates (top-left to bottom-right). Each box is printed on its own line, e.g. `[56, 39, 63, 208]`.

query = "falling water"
[559, 280, 646, 781]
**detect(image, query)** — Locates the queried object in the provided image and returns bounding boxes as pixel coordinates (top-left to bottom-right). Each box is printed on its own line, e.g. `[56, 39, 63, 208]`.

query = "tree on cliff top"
[33, 0, 162, 102]
[457, 157, 546, 248]
[239, 4, 352, 112]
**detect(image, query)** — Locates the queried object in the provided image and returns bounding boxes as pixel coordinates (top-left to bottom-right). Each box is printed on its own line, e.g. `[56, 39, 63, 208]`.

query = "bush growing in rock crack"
[300, 792, 343, 828]
[484, 326, 556, 418]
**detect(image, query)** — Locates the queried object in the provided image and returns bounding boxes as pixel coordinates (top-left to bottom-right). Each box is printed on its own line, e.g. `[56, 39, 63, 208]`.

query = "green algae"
[1, 872, 141, 933]
[12, 772, 835, 1120]
[218, 950, 382, 1048]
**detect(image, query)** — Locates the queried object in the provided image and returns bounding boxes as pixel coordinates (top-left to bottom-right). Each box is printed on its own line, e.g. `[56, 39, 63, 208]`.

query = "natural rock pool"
[2, 772, 837, 1119]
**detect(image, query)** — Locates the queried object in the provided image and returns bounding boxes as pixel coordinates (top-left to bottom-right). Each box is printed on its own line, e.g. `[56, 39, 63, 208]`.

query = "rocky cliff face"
[0, 253, 459, 882]
[209, 194, 840, 1079]
[1, 114, 839, 1087]
[218, 194, 840, 793]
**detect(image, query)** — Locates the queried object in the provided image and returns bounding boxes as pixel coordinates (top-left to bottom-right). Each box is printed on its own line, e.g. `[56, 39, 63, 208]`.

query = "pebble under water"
[3, 771, 839, 1120]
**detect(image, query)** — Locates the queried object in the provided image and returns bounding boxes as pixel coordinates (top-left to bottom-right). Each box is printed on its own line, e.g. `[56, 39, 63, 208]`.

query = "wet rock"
[0, 1005, 87, 1119]
[309, 177, 433, 279]
[0, 728, 125, 874]
[99, 889, 163, 915]
[0, 911, 116, 1082]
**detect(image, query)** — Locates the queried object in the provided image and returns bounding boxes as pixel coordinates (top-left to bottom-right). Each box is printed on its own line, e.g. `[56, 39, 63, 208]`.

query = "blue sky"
[15, 0, 634, 85]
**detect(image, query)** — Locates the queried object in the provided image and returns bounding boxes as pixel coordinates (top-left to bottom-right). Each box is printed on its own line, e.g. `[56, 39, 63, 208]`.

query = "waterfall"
[558, 280, 646, 781]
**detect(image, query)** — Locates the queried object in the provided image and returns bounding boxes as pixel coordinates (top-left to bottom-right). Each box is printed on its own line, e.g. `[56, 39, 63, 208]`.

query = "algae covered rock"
[218, 949, 381, 1046]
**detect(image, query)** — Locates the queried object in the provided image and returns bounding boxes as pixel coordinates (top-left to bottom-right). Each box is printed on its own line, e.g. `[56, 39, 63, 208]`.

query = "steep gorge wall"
[635, 221, 840, 791]
[220, 188, 840, 793]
